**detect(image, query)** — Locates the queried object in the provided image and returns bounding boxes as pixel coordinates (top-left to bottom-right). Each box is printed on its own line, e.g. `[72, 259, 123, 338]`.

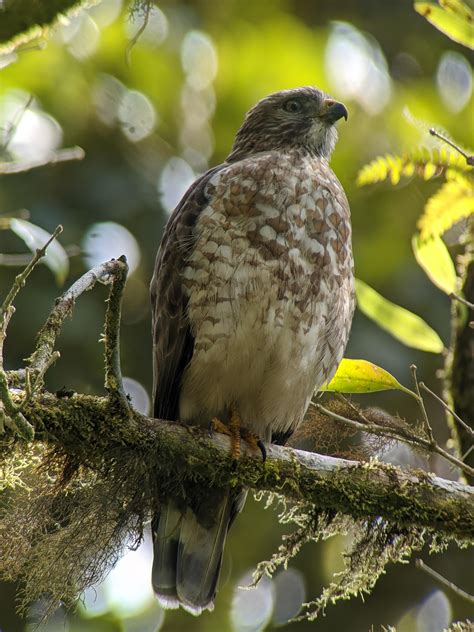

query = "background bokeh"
[0, 0, 473, 630]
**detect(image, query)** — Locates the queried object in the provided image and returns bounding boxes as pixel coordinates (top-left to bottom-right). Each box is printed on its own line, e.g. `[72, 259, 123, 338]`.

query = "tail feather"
[152, 489, 245, 614]
[151, 502, 182, 609]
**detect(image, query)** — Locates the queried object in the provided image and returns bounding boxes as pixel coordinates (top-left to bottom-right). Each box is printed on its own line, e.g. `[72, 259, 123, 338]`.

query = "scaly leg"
[210, 404, 266, 462]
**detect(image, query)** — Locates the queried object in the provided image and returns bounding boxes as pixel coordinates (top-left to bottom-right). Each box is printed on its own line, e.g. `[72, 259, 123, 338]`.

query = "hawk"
[150, 86, 355, 615]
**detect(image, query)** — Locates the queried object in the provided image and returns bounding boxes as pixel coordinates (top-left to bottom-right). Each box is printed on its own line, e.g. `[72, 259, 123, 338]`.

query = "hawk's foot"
[240, 426, 267, 462]
[210, 408, 266, 462]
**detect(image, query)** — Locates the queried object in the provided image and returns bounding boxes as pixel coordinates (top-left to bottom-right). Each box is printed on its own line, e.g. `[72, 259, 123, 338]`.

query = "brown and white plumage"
[150, 86, 355, 615]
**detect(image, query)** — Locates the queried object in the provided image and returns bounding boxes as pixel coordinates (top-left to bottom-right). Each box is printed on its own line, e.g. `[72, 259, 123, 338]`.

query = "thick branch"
[8, 390, 474, 541]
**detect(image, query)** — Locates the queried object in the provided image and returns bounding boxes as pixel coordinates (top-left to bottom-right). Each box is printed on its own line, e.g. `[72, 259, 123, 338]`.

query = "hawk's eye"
[283, 99, 303, 114]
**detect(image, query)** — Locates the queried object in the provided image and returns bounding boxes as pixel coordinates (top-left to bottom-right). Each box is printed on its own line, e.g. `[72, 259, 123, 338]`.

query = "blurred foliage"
[1, 0, 474, 631]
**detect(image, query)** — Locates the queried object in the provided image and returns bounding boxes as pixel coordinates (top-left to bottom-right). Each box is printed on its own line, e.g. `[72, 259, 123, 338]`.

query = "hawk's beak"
[320, 99, 348, 123]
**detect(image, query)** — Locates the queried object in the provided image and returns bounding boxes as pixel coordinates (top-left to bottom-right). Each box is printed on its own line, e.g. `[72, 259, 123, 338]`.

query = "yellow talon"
[210, 405, 266, 462]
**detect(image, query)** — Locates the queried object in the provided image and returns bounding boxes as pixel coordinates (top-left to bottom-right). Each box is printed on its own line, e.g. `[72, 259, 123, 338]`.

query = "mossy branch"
[3, 389, 474, 540]
[0, 1, 93, 51]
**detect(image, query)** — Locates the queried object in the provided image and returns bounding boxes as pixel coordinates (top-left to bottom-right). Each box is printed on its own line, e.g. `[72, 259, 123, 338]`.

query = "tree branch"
[5, 390, 474, 541]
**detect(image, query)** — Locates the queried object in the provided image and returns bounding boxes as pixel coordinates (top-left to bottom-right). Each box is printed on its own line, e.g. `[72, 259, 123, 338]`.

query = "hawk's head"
[228, 86, 347, 162]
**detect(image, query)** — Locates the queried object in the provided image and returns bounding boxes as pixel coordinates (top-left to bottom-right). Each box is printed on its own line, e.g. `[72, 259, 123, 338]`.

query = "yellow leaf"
[355, 278, 444, 353]
[417, 174, 474, 240]
[357, 146, 471, 187]
[415, 1, 474, 49]
[322, 358, 415, 396]
[423, 162, 437, 180]
[412, 234, 457, 295]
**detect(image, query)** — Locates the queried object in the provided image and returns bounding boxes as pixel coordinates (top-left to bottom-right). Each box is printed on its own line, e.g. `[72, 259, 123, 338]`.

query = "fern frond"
[357, 146, 472, 187]
[418, 172, 474, 240]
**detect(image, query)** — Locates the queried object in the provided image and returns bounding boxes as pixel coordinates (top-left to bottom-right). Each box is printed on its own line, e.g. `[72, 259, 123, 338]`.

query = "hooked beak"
[320, 99, 348, 124]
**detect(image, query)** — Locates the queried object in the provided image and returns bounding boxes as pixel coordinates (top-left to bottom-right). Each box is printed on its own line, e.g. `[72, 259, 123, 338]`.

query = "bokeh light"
[231, 572, 273, 632]
[158, 156, 195, 214]
[181, 30, 218, 91]
[397, 589, 452, 632]
[118, 89, 157, 142]
[58, 12, 101, 60]
[271, 568, 306, 626]
[122, 376, 151, 415]
[82, 221, 141, 274]
[125, 4, 169, 46]
[436, 51, 473, 113]
[0, 91, 62, 161]
[325, 22, 392, 114]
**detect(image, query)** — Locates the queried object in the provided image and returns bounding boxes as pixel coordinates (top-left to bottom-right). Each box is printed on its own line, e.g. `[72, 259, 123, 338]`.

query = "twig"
[1, 95, 33, 155]
[0, 371, 34, 439]
[0, 225, 63, 332]
[0, 305, 14, 370]
[28, 258, 129, 380]
[0, 225, 63, 439]
[103, 255, 129, 410]
[429, 128, 474, 166]
[420, 382, 474, 440]
[0, 147, 85, 175]
[411, 364, 435, 444]
[126, 0, 151, 65]
[0, 245, 82, 267]
[449, 292, 474, 311]
[416, 559, 474, 604]
[462, 445, 474, 462]
[312, 402, 474, 478]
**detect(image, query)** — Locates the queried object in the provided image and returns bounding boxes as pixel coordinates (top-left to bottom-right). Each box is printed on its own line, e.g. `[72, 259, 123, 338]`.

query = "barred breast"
[178, 149, 355, 441]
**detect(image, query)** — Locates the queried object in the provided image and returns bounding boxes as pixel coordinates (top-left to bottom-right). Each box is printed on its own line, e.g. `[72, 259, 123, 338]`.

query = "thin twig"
[429, 128, 474, 166]
[313, 402, 474, 478]
[0, 305, 14, 370]
[411, 364, 435, 444]
[126, 0, 151, 65]
[0, 225, 63, 326]
[1, 95, 33, 155]
[28, 258, 128, 379]
[0, 225, 63, 439]
[416, 559, 474, 604]
[449, 292, 474, 311]
[420, 382, 474, 440]
[103, 255, 129, 410]
[462, 445, 474, 462]
[0, 147, 85, 175]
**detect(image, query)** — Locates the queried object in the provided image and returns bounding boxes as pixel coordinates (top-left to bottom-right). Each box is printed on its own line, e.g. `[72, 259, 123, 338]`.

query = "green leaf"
[322, 358, 415, 396]
[412, 234, 457, 295]
[415, 1, 474, 49]
[355, 278, 444, 353]
[9, 218, 69, 285]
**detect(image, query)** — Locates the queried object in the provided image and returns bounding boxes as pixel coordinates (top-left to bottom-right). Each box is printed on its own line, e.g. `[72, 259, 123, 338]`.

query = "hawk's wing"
[151, 164, 226, 421]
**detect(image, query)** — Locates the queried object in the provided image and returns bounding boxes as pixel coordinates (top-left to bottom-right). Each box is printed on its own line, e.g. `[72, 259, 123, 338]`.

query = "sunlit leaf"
[417, 172, 474, 240]
[415, 1, 474, 49]
[412, 234, 457, 295]
[322, 358, 415, 396]
[9, 218, 69, 285]
[357, 146, 471, 187]
[355, 278, 444, 353]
